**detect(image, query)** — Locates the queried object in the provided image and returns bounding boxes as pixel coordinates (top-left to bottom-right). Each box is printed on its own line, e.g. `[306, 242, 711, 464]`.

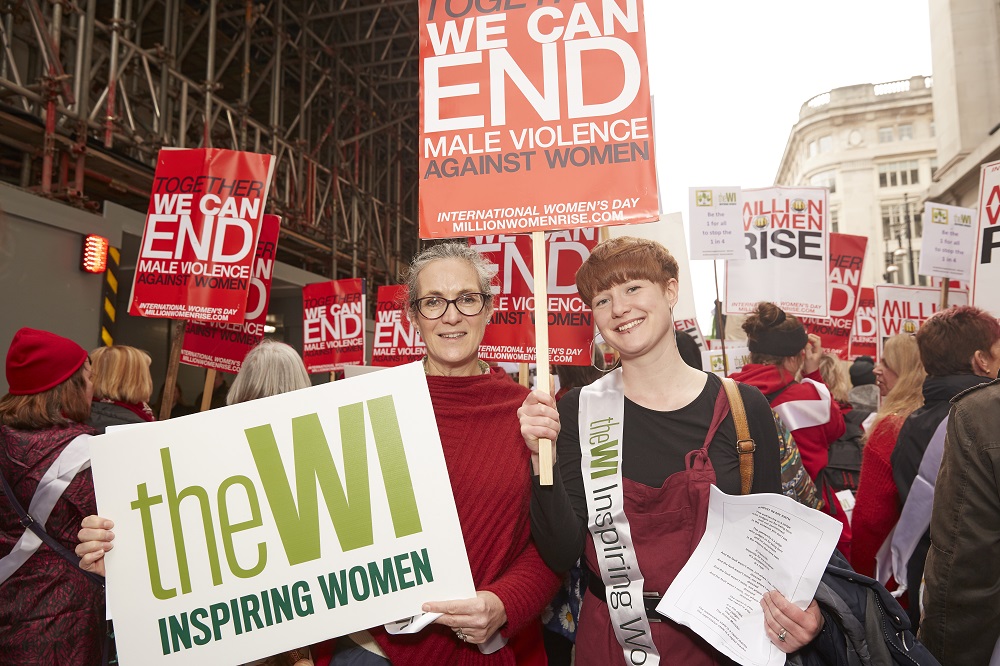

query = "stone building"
[774, 77, 937, 287]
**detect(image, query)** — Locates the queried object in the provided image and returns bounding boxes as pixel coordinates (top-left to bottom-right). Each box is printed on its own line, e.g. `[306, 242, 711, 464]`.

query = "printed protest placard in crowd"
[688, 187, 745, 260]
[180, 215, 280, 373]
[418, 0, 658, 238]
[725, 187, 830, 317]
[919, 203, 976, 280]
[800, 233, 868, 360]
[848, 287, 877, 360]
[372, 285, 425, 367]
[674, 317, 707, 353]
[129, 148, 275, 323]
[469, 230, 597, 365]
[875, 284, 969, 358]
[973, 159, 1000, 317]
[90, 363, 476, 666]
[702, 346, 751, 377]
[302, 278, 366, 373]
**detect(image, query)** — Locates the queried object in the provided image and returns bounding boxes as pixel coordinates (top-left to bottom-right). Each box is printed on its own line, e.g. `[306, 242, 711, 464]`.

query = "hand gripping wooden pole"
[532, 231, 554, 485]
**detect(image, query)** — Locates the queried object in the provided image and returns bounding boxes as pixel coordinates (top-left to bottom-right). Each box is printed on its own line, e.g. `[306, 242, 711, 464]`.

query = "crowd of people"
[2, 236, 997, 665]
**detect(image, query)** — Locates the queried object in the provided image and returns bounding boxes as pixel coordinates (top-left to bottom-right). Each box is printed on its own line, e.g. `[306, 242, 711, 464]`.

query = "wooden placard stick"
[159, 319, 186, 421]
[714, 260, 729, 375]
[532, 231, 554, 485]
[939, 279, 950, 310]
[200, 368, 217, 412]
[518, 363, 530, 388]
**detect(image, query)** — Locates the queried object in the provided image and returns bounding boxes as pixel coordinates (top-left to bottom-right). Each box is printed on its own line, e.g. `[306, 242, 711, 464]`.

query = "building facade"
[925, 0, 1000, 209]
[774, 77, 937, 288]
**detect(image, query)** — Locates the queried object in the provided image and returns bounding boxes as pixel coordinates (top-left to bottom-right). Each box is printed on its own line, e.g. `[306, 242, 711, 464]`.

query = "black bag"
[820, 409, 869, 494]
[805, 552, 941, 666]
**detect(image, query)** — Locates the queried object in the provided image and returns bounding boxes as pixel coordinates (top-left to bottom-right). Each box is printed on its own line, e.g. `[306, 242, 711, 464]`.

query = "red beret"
[6, 328, 88, 396]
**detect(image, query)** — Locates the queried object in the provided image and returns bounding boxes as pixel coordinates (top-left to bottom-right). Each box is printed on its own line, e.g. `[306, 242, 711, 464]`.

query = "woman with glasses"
[850, 334, 925, 581]
[519, 238, 835, 664]
[360, 242, 559, 665]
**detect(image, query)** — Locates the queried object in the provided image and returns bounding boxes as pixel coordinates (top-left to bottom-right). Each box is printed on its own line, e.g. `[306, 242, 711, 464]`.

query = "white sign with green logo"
[920, 202, 976, 280]
[91, 362, 475, 665]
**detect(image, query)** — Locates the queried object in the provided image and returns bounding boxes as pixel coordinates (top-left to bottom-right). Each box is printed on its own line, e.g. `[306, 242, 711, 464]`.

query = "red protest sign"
[418, 0, 658, 239]
[800, 233, 868, 360]
[302, 278, 366, 373]
[128, 148, 275, 323]
[469, 230, 596, 365]
[848, 287, 877, 360]
[372, 285, 426, 367]
[179, 215, 280, 373]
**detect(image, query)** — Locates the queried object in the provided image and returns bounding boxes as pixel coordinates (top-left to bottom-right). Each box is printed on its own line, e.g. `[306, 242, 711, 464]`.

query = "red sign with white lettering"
[469, 230, 597, 365]
[800, 233, 868, 360]
[302, 278, 366, 373]
[848, 287, 877, 361]
[180, 215, 280, 373]
[372, 285, 426, 367]
[128, 148, 275, 323]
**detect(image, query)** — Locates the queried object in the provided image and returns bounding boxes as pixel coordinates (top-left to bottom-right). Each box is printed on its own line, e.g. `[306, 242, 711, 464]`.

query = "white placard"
[90, 363, 475, 666]
[973, 159, 1000, 317]
[689, 187, 746, 260]
[919, 203, 977, 280]
[875, 284, 968, 359]
[725, 187, 830, 317]
[658, 486, 841, 666]
[702, 346, 751, 377]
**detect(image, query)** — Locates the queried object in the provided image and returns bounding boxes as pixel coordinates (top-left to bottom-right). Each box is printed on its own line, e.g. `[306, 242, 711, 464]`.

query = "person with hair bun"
[0, 328, 105, 664]
[87, 345, 156, 433]
[729, 302, 851, 558]
[520, 238, 840, 664]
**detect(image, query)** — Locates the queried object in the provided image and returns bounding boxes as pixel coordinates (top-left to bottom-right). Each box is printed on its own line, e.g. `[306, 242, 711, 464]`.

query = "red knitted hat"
[5, 328, 88, 396]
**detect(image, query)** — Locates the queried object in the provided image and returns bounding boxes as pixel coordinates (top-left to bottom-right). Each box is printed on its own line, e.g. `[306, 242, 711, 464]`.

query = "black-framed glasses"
[412, 292, 490, 320]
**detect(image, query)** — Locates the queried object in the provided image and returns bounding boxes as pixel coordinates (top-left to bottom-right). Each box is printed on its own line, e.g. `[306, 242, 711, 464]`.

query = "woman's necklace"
[421, 357, 490, 375]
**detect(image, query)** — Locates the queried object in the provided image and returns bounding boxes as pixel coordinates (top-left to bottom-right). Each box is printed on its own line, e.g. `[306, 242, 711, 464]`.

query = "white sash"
[874, 416, 949, 594]
[579, 369, 660, 665]
[0, 434, 92, 585]
[772, 378, 833, 431]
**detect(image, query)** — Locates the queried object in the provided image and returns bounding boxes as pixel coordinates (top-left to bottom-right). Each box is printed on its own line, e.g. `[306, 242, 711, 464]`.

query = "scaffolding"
[0, 0, 421, 285]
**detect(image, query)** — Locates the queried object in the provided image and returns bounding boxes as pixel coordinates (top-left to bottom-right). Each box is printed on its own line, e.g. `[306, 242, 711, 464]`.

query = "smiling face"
[409, 257, 492, 377]
[591, 278, 678, 362]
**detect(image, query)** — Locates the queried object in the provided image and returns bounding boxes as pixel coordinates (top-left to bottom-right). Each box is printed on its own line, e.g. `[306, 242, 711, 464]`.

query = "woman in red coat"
[849, 334, 925, 580]
[728, 302, 851, 558]
[0, 328, 104, 665]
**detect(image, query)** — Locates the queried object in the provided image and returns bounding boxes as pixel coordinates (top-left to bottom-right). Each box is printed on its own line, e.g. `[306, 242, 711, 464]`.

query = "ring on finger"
[456, 628, 467, 642]
[778, 628, 787, 642]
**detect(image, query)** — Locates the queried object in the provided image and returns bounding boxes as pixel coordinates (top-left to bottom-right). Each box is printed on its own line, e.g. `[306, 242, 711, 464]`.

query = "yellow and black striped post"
[99, 246, 120, 347]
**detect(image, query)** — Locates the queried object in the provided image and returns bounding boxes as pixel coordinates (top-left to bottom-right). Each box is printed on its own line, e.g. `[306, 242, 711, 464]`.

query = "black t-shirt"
[531, 372, 782, 573]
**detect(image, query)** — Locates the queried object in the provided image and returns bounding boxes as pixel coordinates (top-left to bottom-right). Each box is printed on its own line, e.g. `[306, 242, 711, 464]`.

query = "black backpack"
[819, 409, 869, 494]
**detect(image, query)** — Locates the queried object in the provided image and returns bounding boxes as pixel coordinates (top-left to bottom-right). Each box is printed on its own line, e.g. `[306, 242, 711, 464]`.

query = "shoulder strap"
[0, 438, 104, 587]
[722, 378, 755, 495]
[763, 382, 793, 403]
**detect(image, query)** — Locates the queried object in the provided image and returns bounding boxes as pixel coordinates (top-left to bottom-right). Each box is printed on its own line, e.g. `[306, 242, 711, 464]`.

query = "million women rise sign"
[418, 0, 658, 238]
[129, 149, 275, 323]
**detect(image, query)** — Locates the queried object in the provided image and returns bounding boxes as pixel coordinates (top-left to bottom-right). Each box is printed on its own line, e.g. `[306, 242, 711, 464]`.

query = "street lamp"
[900, 194, 917, 285]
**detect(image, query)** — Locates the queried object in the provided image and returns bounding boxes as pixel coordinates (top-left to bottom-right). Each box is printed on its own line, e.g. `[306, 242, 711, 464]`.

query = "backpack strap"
[722, 378, 755, 495]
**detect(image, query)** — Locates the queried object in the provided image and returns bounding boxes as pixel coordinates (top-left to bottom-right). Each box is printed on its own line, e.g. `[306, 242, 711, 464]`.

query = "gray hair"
[227, 340, 312, 405]
[402, 242, 497, 307]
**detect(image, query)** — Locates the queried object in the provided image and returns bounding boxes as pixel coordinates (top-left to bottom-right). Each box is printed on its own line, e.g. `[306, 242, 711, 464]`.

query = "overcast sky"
[642, 0, 934, 329]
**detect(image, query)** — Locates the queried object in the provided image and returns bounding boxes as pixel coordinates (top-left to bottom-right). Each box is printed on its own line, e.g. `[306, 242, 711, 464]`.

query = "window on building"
[818, 135, 833, 153]
[898, 124, 914, 140]
[881, 202, 923, 241]
[808, 140, 818, 157]
[810, 169, 837, 194]
[830, 208, 839, 233]
[929, 121, 935, 137]
[878, 127, 894, 143]
[878, 161, 920, 187]
[930, 158, 938, 178]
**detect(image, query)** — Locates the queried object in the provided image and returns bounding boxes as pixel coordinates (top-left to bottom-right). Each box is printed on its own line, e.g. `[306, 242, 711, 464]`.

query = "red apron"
[575, 386, 733, 666]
